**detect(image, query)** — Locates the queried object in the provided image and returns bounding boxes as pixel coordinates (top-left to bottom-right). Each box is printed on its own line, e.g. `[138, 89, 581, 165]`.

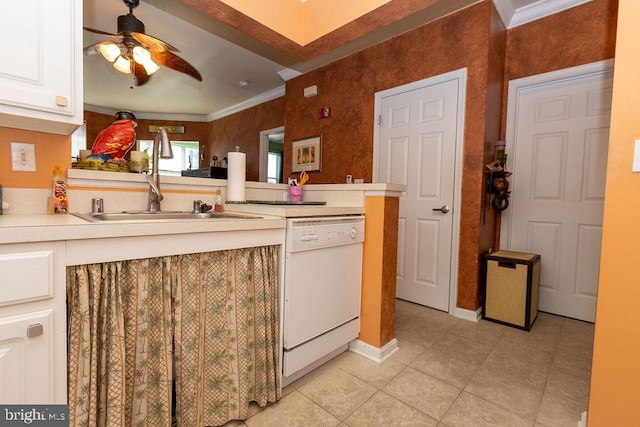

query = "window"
[139, 140, 199, 175]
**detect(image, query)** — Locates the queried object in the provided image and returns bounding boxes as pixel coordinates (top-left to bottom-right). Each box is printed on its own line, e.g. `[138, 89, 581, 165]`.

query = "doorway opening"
[259, 126, 285, 183]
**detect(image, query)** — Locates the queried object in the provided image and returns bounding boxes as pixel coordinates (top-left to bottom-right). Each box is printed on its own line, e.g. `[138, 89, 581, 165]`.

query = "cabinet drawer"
[0, 251, 54, 306]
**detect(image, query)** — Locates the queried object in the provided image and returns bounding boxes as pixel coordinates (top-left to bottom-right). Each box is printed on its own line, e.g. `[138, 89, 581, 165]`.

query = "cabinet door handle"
[27, 323, 43, 338]
[55, 96, 68, 107]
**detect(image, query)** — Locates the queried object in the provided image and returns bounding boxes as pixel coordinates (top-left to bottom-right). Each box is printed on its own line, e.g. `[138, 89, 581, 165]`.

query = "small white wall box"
[304, 85, 318, 98]
[483, 250, 540, 331]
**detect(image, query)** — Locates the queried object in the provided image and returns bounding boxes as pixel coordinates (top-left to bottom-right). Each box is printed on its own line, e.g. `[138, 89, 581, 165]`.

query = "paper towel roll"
[227, 150, 246, 202]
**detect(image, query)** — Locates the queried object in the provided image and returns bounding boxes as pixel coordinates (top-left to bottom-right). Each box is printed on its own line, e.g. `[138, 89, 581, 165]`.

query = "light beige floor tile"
[481, 349, 551, 390]
[449, 319, 506, 348]
[529, 313, 563, 336]
[552, 337, 593, 378]
[545, 366, 590, 406]
[415, 307, 461, 330]
[286, 356, 341, 390]
[560, 319, 594, 344]
[345, 391, 439, 426]
[503, 327, 561, 350]
[330, 351, 406, 389]
[383, 367, 461, 420]
[431, 333, 495, 365]
[396, 310, 417, 327]
[493, 330, 557, 365]
[297, 367, 377, 420]
[396, 299, 426, 317]
[536, 391, 588, 427]
[282, 383, 296, 397]
[245, 391, 340, 427]
[410, 346, 480, 389]
[465, 365, 543, 420]
[388, 339, 427, 366]
[440, 392, 533, 427]
[246, 401, 263, 418]
[552, 353, 592, 380]
[394, 318, 446, 348]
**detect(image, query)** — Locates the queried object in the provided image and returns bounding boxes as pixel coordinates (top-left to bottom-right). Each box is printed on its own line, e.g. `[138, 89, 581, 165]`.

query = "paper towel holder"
[292, 135, 322, 173]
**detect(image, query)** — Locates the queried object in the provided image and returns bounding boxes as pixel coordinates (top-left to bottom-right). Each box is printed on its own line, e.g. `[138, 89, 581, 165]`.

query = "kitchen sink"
[72, 211, 262, 222]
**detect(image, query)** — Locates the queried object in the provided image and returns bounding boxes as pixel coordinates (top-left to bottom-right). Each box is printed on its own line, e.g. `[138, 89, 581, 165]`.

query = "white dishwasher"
[282, 215, 365, 380]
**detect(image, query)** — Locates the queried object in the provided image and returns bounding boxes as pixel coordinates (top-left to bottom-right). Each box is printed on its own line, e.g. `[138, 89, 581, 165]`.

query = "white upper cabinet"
[0, 0, 83, 135]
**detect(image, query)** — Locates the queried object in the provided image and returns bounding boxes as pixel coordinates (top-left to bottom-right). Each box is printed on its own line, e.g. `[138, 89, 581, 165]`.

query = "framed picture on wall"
[292, 135, 322, 172]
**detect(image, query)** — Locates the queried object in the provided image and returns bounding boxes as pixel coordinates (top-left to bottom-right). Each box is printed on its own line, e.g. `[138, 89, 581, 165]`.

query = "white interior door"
[501, 61, 613, 322]
[375, 71, 465, 312]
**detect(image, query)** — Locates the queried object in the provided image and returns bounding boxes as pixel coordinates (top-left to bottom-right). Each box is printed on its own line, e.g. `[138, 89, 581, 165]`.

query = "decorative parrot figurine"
[91, 111, 138, 160]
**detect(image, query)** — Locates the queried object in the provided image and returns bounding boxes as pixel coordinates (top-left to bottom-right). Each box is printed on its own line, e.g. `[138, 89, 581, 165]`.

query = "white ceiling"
[82, 0, 587, 121]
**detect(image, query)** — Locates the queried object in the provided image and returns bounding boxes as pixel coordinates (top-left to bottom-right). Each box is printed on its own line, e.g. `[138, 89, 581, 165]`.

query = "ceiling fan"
[83, 0, 202, 86]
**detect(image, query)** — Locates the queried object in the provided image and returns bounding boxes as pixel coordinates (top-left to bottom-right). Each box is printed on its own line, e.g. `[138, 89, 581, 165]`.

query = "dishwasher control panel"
[286, 216, 365, 252]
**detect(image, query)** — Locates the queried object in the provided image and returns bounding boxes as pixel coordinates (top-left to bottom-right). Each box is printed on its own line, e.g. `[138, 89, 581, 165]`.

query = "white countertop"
[0, 177, 403, 245]
[0, 204, 368, 245]
[225, 203, 365, 217]
[0, 213, 286, 245]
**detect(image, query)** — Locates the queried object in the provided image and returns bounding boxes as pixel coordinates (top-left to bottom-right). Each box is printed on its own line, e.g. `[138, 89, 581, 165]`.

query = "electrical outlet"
[11, 142, 36, 172]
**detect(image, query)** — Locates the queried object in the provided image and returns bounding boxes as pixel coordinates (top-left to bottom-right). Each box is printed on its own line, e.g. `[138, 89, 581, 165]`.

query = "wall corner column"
[359, 191, 400, 348]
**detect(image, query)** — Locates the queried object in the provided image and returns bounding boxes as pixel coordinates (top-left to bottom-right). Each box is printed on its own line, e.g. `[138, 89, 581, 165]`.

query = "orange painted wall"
[588, 0, 640, 422]
[0, 127, 71, 189]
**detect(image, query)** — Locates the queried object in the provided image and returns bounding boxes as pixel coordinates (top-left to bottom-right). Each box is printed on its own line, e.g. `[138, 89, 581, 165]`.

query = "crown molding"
[207, 85, 286, 121]
[84, 84, 286, 122]
[278, 68, 303, 81]
[493, 0, 593, 29]
[83, 104, 211, 122]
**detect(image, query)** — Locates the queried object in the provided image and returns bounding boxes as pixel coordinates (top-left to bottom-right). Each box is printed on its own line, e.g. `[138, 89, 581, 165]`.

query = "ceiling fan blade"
[151, 50, 202, 82]
[133, 61, 151, 86]
[131, 32, 179, 52]
[83, 26, 121, 38]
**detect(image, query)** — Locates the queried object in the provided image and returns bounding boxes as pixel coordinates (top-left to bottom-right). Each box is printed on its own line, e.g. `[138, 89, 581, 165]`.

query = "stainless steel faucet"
[146, 128, 173, 212]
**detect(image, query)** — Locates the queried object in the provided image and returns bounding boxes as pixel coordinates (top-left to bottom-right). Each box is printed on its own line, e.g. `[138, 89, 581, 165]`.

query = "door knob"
[432, 205, 450, 214]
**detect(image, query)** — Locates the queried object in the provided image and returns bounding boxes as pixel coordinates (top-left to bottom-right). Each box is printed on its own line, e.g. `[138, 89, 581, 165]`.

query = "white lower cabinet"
[0, 310, 54, 403]
[0, 242, 66, 404]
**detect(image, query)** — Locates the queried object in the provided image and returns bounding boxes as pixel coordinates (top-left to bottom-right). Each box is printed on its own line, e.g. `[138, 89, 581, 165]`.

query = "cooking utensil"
[299, 171, 309, 186]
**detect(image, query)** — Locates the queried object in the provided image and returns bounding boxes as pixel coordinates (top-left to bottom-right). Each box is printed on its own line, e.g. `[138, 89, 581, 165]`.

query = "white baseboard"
[349, 338, 399, 364]
[577, 410, 588, 427]
[453, 306, 482, 323]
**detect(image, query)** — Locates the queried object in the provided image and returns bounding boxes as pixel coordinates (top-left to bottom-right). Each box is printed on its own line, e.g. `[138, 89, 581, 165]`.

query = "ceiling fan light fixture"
[132, 46, 159, 75]
[113, 56, 132, 74]
[141, 60, 160, 75]
[83, 0, 202, 86]
[99, 43, 121, 62]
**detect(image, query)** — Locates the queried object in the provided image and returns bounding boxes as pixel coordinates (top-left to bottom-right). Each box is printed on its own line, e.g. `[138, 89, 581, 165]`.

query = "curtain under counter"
[67, 246, 280, 427]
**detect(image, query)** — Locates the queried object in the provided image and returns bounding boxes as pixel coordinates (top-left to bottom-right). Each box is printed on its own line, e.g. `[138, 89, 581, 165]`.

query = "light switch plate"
[11, 142, 36, 172]
[633, 139, 640, 172]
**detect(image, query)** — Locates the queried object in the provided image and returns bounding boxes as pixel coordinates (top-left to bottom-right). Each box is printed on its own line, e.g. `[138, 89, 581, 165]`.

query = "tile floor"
[227, 299, 594, 427]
